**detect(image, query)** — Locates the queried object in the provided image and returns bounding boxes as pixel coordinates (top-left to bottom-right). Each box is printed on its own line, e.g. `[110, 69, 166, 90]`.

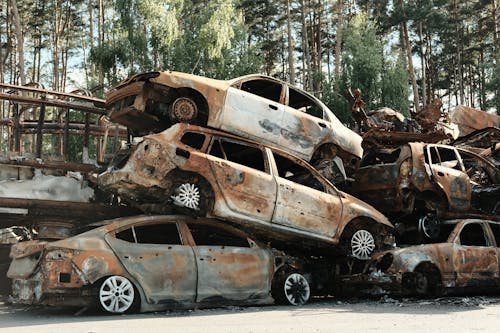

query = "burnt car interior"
[187, 223, 250, 247]
[209, 138, 267, 172]
[288, 87, 323, 119]
[115, 223, 182, 244]
[239, 79, 282, 103]
[273, 153, 324, 191]
[426, 146, 462, 171]
[459, 223, 489, 246]
[181, 132, 206, 150]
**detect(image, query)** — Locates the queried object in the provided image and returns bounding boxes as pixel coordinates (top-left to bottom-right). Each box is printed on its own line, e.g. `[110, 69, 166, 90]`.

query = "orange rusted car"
[363, 219, 500, 296]
[98, 124, 393, 260]
[352, 143, 500, 240]
[106, 71, 362, 176]
[7, 215, 314, 313]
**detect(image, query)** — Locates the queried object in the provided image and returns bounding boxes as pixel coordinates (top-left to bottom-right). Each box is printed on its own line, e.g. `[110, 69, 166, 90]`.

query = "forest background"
[1, 0, 499, 125]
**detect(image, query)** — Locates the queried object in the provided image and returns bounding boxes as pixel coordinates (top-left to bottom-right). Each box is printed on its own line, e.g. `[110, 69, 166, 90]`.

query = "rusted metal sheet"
[106, 71, 363, 175]
[451, 106, 500, 136]
[98, 124, 392, 255]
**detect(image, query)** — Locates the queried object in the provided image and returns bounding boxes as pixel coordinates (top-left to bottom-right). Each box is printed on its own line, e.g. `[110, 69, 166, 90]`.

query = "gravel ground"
[1, 294, 500, 333]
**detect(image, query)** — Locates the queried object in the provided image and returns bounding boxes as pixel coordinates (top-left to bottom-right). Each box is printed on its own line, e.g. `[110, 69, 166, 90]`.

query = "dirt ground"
[1, 294, 500, 333]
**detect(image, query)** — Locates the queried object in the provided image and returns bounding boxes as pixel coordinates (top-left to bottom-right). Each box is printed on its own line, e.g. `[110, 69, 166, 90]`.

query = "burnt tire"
[272, 269, 310, 306]
[97, 275, 139, 314]
[413, 266, 441, 296]
[168, 96, 199, 123]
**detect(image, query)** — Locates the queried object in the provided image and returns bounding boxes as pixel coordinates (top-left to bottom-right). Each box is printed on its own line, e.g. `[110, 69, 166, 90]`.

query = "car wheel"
[350, 229, 376, 260]
[171, 182, 201, 210]
[169, 96, 198, 123]
[169, 176, 213, 216]
[98, 276, 137, 314]
[415, 271, 429, 295]
[419, 213, 440, 240]
[272, 270, 310, 306]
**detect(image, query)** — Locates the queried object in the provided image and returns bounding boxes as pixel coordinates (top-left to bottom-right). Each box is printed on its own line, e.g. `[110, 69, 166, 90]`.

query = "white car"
[106, 71, 362, 176]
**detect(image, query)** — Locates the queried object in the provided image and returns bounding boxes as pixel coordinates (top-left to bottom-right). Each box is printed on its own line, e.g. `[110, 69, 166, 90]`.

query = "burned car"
[363, 219, 500, 296]
[98, 124, 393, 260]
[352, 143, 500, 240]
[106, 71, 362, 176]
[7, 215, 313, 313]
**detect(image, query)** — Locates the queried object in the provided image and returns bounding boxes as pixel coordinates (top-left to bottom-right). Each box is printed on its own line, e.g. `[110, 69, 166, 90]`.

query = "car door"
[105, 221, 197, 305]
[453, 222, 498, 288]
[186, 223, 273, 303]
[206, 137, 277, 222]
[278, 85, 331, 158]
[269, 149, 343, 238]
[487, 222, 500, 287]
[425, 145, 471, 211]
[220, 78, 285, 146]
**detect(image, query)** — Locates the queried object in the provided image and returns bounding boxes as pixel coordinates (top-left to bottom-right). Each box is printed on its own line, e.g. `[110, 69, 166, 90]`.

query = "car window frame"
[178, 130, 208, 151]
[230, 76, 287, 105]
[454, 221, 493, 247]
[425, 144, 466, 172]
[180, 220, 258, 249]
[285, 84, 327, 121]
[266, 147, 339, 196]
[207, 135, 272, 175]
[111, 220, 188, 246]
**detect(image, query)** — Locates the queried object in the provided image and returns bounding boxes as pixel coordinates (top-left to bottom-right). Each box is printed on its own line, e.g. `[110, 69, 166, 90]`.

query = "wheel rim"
[99, 276, 135, 314]
[171, 183, 201, 209]
[419, 214, 440, 239]
[351, 229, 376, 260]
[283, 273, 310, 305]
[170, 97, 198, 122]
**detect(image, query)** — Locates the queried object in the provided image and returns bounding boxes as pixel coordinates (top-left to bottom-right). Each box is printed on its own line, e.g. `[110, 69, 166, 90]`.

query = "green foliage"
[342, 13, 383, 111]
[380, 56, 411, 116]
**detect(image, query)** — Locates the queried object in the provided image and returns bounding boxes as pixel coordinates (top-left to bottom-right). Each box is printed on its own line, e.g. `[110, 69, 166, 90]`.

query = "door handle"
[269, 104, 278, 110]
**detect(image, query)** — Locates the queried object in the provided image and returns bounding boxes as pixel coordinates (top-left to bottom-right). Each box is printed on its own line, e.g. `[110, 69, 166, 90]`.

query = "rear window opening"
[116, 223, 182, 245]
[239, 79, 282, 103]
[188, 223, 250, 248]
[209, 138, 266, 172]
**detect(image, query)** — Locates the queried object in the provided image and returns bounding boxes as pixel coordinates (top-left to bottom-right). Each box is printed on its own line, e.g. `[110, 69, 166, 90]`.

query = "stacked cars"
[7, 70, 500, 313]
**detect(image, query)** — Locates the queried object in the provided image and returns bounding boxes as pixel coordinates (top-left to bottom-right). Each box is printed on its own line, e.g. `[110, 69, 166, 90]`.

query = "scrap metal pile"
[1, 72, 499, 314]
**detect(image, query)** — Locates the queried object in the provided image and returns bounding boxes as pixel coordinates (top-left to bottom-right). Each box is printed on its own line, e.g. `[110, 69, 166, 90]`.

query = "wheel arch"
[170, 87, 210, 126]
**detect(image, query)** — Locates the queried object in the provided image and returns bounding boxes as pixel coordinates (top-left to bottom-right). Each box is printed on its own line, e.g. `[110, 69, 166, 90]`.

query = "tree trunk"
[98, 0, 104, 87]
[402, 21, 420, 112]
[300, 0, 311, 90]
[10, 0, 26, 85]
[493, 0, 498, 55]
[334, 0, 343, 79]
[419, 22, 426, 107]
[286, 0, 295, 83]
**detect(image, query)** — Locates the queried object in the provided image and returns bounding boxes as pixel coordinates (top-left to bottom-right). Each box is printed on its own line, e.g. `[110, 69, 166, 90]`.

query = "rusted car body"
[356, 219, 500, 296]
[352, 143, 500, 239]
[7, 215, 314, 313]
[106, 71, 362, 175]
[451, 106, 500, 137]
[98, 124, 393, 260]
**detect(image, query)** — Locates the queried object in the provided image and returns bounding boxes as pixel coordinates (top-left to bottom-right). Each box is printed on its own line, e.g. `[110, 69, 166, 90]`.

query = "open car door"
[425, 144, 471, 211]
